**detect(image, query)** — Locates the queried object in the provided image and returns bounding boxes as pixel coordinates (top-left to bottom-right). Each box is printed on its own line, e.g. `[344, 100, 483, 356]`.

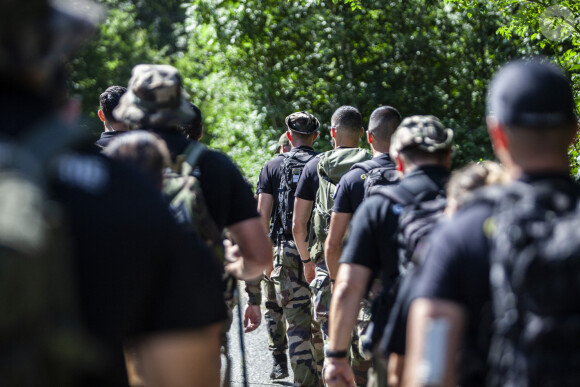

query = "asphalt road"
[224, 283, 294, 386]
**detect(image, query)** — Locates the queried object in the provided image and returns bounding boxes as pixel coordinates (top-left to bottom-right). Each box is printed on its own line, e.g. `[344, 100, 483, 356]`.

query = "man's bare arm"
[257, 193, 274, 235]
[324, 263, 372, 386]
[257, 193, 275, 276]
[402, 298, 467, 387]
[292, 197, 315, 282]
[324, 212, 353, 281]
[127, 324, 222, 387]
[226, 217, 271, 280]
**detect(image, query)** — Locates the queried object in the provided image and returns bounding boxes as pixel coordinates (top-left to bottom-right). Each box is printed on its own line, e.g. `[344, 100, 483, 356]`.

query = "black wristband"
[301, 259, 311, 263]
[324, 347, 348, 358]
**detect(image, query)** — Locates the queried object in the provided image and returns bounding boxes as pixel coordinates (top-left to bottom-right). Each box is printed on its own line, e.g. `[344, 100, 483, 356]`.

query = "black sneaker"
[269, 353, 289, 380]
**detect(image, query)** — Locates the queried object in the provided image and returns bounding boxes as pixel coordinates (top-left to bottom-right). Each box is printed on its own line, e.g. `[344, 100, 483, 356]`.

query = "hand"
[303, 261, 315, 283]
[224, 239, 245, 279]
[243, 304, 261, 333]
[323, 358, 356, 387]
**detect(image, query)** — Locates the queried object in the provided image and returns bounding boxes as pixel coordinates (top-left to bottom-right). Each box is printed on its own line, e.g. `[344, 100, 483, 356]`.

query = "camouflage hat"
[0, 0, 104, 75]
[114, 64, 195, 127]
[390, 115, 454, 159]
[285, 111, 320, 134]
[278, 133, 290, 147]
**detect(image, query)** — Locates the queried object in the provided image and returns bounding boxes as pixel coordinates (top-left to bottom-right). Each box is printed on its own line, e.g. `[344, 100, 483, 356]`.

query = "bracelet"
[301, 259, 311, 263]
[324, 346, 348, 358]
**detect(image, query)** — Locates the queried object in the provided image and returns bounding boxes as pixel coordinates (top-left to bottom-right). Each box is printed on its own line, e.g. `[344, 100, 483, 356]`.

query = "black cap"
[487, 58, 576, 128]
[285, 111, 320, 134]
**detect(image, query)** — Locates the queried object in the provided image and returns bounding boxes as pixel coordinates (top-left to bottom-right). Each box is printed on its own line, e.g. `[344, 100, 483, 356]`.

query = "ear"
[331, 127, 337, 138]
[312, 132, 319, 141]
[360, 127, 364, 139]
[395, 154, 404, 173]
[286, 130, 292, 142]
[366, 131, 373, 144]
[198, 127, 204, 141]
[98, 109, 105, 122]
[486, 116, 509, 153]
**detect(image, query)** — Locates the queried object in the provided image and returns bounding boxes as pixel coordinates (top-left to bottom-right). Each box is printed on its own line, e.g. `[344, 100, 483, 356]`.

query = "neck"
[105, 121, 129, 132]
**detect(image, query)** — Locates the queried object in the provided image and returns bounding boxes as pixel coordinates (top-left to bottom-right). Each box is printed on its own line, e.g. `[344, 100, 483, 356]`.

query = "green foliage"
[447, 0, 580, 178]
[70, 0, 535, 184]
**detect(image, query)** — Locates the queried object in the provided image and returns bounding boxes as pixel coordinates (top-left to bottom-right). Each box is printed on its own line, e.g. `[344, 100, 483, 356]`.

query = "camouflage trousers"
[311, 259, 331, 376]
[351, 299, 372, 386]
[263, 277, 288, 356]
[272, 239, 319, 387]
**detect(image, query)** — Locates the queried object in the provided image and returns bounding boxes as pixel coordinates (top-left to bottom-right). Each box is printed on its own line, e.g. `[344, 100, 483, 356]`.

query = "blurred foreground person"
[404, 59, 579, 387]
[0, 1, 226, 386]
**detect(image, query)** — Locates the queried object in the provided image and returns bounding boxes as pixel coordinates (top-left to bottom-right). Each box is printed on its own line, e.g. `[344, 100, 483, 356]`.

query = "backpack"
[483, 180, 580, 387]
[365, 184, 447, 355]
[0, 119, 100, 386]
[272, 148, 317, 241]
[162, 141, 224, 262]
[350, 158, 400, 200]
[311, 148, 371, 262]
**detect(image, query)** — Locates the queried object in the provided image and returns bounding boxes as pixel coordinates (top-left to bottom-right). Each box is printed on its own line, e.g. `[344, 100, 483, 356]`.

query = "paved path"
[225, 283, 294, 386]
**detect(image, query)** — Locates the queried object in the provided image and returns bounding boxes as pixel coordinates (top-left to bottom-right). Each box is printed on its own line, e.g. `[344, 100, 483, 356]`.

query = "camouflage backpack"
[0, 119, 100, 386]
[162, 141, 224, 261]
[311, 148, 370, 263]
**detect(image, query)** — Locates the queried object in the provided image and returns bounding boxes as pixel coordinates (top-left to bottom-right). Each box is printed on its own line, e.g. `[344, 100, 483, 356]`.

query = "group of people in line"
[2, 1, 580, 387]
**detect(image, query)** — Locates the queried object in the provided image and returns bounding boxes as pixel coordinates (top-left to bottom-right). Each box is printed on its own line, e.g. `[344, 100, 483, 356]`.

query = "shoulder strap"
[351, 159, 382, 173]
[183, 141, 207, 168]
[371, 184, 416, 206]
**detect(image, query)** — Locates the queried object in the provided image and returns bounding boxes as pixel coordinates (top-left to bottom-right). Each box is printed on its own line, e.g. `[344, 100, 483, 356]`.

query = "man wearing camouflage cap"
[256, 111, 320, 385]
[324, 115, 453, 387]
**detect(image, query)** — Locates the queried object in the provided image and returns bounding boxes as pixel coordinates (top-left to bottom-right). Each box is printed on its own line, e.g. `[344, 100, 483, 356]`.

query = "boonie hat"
[114, 64, 195, 127]
[278, 133, 290, 148]
[0, 0, 103, 75]
[285, 111, 320, 134]
[487, 58, 576, 128]
[390, 115, 454, 159]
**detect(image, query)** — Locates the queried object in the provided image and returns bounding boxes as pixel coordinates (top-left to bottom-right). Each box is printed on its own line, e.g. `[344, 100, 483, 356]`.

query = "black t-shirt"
[52, 153, 227, 387]
[333, 153, 395, 213]
[153, 130, 259, 230]
[340, 165, 450, 286]
[295, 155, 320, 201]
[410, 173, 578, 387]
[94, 130, 128, 149]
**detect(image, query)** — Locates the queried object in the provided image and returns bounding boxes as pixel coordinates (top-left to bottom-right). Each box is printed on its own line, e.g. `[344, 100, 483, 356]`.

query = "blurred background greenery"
[69, 0, 580, 183]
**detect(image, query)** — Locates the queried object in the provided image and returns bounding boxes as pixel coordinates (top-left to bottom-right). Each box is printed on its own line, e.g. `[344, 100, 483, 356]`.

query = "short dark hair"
[99, 86, 127, 122]
[331, 106, 363, 133]
[368, 106, 401, 143]
[178, 102, 203, 140]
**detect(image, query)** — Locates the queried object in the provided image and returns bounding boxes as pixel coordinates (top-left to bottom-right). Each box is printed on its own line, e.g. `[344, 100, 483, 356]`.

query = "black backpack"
[483, 180, 580, 387]
[362, 184, 447, 355]
[350, 159, 400, 200]
[273, 148, 316, 241]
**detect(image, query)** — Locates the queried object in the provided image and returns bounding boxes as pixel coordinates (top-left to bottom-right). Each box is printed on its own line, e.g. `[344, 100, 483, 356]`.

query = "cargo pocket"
[271, 265, 294, 308]
[311, 271, 331, 322]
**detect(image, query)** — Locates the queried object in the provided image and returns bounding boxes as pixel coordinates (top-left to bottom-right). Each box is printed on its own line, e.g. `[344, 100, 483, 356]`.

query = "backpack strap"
[371, 184, 416, 206]
[183, 141, 207, 169]
[350, 159, 382, 173]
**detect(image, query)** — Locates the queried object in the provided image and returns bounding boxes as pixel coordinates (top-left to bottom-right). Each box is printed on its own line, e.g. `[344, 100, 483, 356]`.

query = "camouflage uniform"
[351, 299, 372, 386]
[271, 239, 319, 387]
[263, 278, 288, 357]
